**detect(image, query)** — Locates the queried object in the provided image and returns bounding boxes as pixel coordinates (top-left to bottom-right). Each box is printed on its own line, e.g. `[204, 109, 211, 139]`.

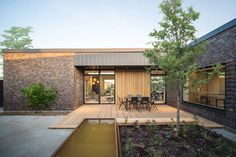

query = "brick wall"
[0, 80, 2, 107]
[4, 52, 75, 110]
[197, 26, 236, 67]
[166, 26, 236, 129]
[73, 67, 84, 108]
[225, 60, 236, 128]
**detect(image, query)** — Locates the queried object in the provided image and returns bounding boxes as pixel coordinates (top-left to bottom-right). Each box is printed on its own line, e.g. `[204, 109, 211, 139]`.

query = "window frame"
[182, 65, 226, 110]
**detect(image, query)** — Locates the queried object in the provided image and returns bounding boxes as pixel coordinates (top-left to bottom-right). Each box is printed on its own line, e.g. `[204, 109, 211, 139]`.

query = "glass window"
[84, 76, 100, 103]
[100, 70, 115, 75]
[100, 76, 115, 103]
[84, 69, 115, 104]
[84, 70, 99, 75]
[183, 68, 225, 109]
[151, 70, 165, 75]
[151, 76, 165, 103]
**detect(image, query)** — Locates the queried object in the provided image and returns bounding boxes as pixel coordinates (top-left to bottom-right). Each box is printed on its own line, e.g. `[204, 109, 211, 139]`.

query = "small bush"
[21, 83, 57, 112]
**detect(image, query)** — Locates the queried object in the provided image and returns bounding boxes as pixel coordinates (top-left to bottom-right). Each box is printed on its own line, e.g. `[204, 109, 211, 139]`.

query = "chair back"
[141, 97, 149, 103]
[118, 96, 124, 103]
[136, 94, 142, 98]
[131, 97, 138, 103]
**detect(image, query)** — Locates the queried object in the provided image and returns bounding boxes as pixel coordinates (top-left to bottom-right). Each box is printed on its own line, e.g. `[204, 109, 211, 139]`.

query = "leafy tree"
[145, 0, 220, 131]
[0, 26, 33, 49]
[21, 83, 57, 113]
[0, 26, 33, 79]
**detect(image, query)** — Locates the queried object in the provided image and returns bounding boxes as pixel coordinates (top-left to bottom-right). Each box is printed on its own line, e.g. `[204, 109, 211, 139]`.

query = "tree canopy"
[0, 26, 33, 49]
[144, 0, 206, 130]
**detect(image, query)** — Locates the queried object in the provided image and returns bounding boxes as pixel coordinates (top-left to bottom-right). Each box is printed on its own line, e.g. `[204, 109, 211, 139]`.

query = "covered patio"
[49, 105, 223, 129]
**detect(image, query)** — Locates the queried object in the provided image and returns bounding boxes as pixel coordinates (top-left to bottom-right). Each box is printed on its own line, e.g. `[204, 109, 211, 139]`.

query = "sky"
[0, 0, 236, 48]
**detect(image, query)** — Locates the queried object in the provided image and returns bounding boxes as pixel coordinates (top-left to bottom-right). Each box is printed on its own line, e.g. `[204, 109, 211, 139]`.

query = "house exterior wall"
[166, 25, 236, 129]
[73, 67, 84, 108]
[3, 52, 75, 110]
[115, 69, 150, 104]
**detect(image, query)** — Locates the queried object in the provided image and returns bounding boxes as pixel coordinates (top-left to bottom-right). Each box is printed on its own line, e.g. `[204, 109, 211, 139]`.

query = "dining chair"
[139, 97, 149, 111]
[118, 96, 126, 110]
[130, 97, 139, 110]
[150, 96, 158, 111]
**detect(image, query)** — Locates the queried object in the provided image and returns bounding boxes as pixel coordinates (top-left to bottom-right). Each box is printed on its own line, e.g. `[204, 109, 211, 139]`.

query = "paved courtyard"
[0, 105, 234, 157]
[0, 116, 73, 157]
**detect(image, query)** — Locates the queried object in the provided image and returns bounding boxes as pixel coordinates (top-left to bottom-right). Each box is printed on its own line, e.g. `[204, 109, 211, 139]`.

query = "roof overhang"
[74, 52, 151, 66]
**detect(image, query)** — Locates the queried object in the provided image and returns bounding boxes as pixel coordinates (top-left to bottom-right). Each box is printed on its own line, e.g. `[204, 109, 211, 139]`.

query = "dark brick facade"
[197, 26, 236, 67]
[73, 67, 84, 109]
[0, 80, 3, 107]
[166, 24, 236, 129]
[3, 52, 78, 110]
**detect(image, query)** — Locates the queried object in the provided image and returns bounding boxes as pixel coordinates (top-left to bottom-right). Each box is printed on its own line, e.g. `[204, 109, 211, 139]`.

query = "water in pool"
[54, 119, 117, 157]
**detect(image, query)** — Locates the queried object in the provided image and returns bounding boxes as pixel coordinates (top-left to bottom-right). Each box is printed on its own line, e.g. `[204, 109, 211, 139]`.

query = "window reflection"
[151, 76, 165, 103]
[183, 68, 225, 109]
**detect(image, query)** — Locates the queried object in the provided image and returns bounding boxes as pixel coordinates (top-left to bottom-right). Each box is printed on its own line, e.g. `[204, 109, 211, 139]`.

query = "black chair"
[136, 94, 142, 102]
[130, 97, 139, 110]
[139, 97, 150, 111]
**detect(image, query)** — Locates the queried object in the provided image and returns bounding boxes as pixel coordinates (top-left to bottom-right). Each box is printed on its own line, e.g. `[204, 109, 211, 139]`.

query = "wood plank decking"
[49, 105, 224, 129]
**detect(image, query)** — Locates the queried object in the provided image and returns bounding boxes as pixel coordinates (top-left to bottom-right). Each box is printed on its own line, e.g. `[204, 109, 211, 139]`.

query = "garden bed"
[119, 120, 236, 157]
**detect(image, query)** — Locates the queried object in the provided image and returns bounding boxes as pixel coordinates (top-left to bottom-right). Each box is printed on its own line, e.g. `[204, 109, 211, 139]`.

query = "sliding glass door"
[151, 75, 165, 103]
[84, 76, 100, 103]
[100, 75, 115, 103]
[84, 70, 115, 104]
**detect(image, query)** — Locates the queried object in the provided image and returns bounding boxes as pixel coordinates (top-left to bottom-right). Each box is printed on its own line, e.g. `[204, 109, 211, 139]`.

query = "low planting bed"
[119, 120, 236, 157]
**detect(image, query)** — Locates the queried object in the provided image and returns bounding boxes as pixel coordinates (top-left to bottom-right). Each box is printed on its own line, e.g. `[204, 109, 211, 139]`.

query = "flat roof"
[3, 48, 147, 53]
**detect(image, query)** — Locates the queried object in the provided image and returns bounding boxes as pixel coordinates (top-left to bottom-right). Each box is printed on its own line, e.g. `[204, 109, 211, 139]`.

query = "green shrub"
[21, 83, 57, 112]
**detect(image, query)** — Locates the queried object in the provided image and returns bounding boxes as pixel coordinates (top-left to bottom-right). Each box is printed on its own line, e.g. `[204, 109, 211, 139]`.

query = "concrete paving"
[0, 116, 73, 157]
[212, 128, 236, 142]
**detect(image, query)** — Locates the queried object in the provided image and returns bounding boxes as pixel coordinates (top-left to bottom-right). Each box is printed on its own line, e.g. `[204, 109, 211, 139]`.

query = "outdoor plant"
[21, 83, 57, 112]
[124, 116, 128, 124]
[144, 0, 221, 131]
[154, 134, 164, 147]
[146, 119, 158, 132]
[124, 137, 134, 155]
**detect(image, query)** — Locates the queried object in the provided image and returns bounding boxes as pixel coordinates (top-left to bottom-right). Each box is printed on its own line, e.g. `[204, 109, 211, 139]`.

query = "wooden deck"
[49, 105, 224, 129]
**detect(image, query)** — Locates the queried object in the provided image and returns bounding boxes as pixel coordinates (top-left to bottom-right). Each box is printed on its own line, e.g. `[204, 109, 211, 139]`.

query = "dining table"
[123, 95, 146, 111]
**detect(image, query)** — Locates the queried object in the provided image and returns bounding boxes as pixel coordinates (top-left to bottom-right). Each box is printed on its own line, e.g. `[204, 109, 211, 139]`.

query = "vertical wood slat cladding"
[115, 69, 150, 104]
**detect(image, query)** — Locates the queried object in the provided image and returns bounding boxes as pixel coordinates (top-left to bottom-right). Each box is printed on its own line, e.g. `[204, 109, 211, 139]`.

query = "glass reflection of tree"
[151, 76, 165, 102]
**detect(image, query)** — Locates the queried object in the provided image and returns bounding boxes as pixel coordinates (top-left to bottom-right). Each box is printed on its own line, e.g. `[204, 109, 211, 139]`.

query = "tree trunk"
[176, 88, 181, 132]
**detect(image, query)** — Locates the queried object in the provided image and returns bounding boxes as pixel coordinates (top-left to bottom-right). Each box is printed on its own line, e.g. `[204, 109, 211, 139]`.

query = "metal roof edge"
[191, 18, 236, 46]
[2, 48, 149, 53]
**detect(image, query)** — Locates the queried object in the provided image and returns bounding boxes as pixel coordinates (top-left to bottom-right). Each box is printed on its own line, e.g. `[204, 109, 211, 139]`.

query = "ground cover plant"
[119, 119, 236, 157]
